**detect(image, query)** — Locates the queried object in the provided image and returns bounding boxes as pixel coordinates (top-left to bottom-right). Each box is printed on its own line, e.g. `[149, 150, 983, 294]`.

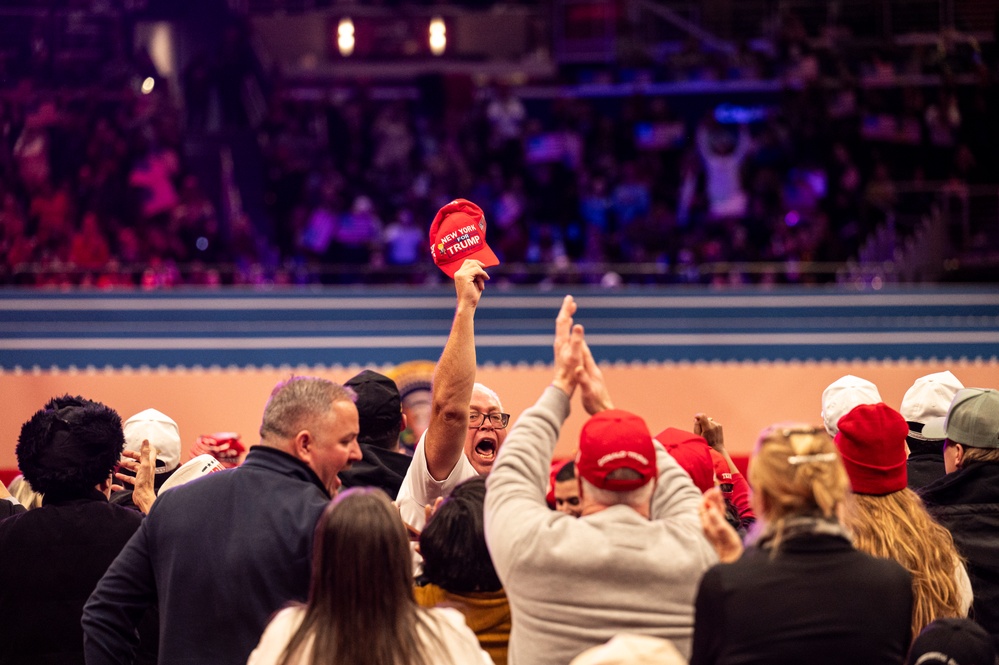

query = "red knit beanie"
[834, 403, 909, 495]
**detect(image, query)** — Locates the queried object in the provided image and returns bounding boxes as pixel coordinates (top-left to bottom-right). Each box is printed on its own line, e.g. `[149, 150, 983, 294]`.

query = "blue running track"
[1, 286, 997, 370]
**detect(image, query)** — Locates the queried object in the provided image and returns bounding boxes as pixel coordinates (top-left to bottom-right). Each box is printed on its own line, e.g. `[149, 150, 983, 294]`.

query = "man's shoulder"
[0, 500, 143, 558]
[100, 500, 146, 526]
[3, 497, 142, 523]
[365, 445, 414, 474]
[921, 464, 999, 508]
[340, 445, 413, 499]
[0, 505, 32, 539]
[150, 467, 236, 507]
[176, 462, 318, 497]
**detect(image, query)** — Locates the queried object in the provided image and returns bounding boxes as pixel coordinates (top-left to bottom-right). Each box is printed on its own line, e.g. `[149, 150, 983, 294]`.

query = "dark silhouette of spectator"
[417, 476, 510, 664]
[921, 388, 999, 651]
[0, 395, 156, 664]
[338, 369, 412, 499]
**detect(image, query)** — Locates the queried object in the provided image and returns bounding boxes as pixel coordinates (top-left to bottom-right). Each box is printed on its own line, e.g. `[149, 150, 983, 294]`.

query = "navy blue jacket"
[83, 446, 331, 665]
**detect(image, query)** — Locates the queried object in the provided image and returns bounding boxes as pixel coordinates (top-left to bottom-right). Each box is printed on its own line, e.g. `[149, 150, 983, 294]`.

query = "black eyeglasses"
[468, 411, 511, 429]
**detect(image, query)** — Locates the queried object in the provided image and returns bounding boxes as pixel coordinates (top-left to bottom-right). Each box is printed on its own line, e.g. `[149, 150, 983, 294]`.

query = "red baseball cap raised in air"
[428, 198, 500, 277]
[577, 410, 657, 492]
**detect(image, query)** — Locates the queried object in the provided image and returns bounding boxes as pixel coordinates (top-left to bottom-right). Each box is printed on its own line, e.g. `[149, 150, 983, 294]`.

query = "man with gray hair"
[83, 376, 361, 665]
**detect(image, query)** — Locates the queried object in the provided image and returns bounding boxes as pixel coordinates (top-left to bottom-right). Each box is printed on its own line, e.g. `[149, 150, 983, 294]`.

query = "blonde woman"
[691, 425, 912, 665]
[834, 402, 971, 638]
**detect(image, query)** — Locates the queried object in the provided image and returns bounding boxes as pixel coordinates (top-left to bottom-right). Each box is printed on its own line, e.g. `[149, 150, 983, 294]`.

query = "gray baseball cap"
[945, 388, 999, 449]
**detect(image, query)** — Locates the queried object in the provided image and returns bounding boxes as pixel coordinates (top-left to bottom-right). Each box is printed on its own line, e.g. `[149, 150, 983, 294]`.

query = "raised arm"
[693, 414, 739, 476]
[425, 259, 489, 480]
[552, 295, 583, 397]
[575, 339, 614, 416]
[694, 413, 755, 524]
[484, 296, 583, 574]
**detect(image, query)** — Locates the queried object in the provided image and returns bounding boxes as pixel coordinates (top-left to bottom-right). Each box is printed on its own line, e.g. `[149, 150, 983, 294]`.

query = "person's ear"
[399, 413, 408, 434]
[953, 443, 965, 469]
[576, 476, 585, 501]
[294, 430, 313, 461]
[97, 472, 114, 498]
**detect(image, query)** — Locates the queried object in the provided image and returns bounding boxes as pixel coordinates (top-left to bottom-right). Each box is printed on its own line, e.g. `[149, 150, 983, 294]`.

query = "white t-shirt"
[395, 430, 479, 533]
[247, 605, 491, 665]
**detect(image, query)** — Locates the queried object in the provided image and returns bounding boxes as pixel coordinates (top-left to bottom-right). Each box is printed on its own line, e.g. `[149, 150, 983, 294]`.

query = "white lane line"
[1, 314, 997, 334]
[2, 331, 998, 350]
[3, 292, 999, 311]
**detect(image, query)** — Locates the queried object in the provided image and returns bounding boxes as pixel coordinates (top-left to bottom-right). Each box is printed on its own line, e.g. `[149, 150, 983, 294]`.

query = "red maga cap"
[428, 198, 499, 278]
[191, 432, 246, 469]
[654, 427, 714, 493]
[577, 410, 657, 492]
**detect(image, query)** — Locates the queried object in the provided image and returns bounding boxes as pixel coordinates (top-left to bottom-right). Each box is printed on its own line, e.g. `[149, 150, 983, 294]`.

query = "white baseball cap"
[123, 408, 181, 474]
[821, 375, 883, 436]
[900, 371, 964, 441]
[157, 454, 225, 495]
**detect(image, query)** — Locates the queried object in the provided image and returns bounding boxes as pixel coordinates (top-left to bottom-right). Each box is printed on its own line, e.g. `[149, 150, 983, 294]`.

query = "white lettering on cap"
[596, 450, 649, 468]
[445, 235, 481, 256]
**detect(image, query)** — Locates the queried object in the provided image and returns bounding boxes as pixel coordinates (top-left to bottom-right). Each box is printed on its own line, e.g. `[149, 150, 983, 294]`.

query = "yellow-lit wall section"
[2, 359, 995, 472]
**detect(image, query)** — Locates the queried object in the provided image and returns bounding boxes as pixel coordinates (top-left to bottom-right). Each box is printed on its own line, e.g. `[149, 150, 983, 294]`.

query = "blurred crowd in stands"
[0, 8, 996, 287]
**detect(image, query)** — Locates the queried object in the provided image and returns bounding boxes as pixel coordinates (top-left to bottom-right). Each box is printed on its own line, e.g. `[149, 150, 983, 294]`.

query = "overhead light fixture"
[337, 17, 355, 57]
[429, 16, 446, 56]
